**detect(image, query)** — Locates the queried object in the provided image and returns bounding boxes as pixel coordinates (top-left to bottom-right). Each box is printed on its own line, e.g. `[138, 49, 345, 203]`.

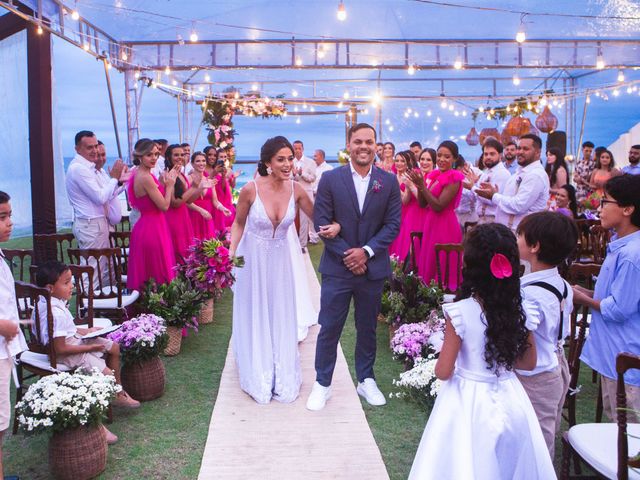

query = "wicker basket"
[49, 425, 107, 480]
[198, 298, 215, 325]
[164, 326, 182, 356]
[121, 356, 166, 401]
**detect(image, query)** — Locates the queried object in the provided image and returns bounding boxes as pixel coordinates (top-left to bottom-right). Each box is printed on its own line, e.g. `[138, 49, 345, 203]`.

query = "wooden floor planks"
[197, 254, 389, 480]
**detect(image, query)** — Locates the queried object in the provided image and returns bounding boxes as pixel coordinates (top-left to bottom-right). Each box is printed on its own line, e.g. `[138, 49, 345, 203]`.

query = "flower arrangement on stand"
[180, 237, 244, 325]
[202, 93, 286, 150]
[337, 148, 350, 165]
[140, 276, 204, 356]
[390, 312, 445, 369]
[108, 314, 168, 401]
[390, 354, 442, 409]
[581, 191, 602, 215]
[16, 369, 120, 480]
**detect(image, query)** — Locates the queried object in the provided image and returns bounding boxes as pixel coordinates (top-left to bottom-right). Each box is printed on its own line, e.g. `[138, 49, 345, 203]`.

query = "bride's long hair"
[257, 136, 294, 176]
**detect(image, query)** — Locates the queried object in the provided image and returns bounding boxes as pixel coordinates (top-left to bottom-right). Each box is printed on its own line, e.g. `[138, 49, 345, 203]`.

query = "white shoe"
[306, 381, 331, 411]
[356, 378, 386, 406]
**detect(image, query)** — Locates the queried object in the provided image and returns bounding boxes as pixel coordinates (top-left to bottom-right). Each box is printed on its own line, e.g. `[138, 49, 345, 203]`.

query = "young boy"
[516, 211, 579, 458]
[34, 260, 141, 443]
[0, 191, 28, 480]
[573, 174, 640, 422]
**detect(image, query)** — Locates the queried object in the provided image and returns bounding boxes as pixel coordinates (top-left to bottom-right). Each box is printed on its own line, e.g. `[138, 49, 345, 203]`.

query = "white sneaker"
[306, 381, 331, 411]
[356, 378, 386, 406]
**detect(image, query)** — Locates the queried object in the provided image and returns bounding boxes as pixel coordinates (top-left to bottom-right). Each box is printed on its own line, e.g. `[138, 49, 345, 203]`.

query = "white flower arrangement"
[16, 369, 121, 435]
[390, 354, 442, 408]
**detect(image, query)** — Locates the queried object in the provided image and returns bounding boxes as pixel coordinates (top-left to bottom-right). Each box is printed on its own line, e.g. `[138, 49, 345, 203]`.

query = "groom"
[307, 123, 401, 411]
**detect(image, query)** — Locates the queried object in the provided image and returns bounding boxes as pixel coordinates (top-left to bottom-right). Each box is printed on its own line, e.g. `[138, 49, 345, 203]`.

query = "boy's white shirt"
[0, 249, 28, 358]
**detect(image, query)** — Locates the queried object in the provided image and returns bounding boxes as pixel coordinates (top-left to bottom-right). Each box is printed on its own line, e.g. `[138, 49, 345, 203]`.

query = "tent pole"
[575, 89, 590, 166]
[102, 58, 122, 159]
[177, 95, 183, 143]
[123, 68, 137, 164]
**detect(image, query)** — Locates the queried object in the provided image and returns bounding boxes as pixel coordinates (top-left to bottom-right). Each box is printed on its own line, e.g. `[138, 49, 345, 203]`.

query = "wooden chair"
[589, 225, 612, 264]
[33, 232, 76, 264]
[67, 264, 112, 330]
[12, 281, 73, 433]
[409, 231, 423, 273]
[67, 248, 139, 323]
[434, 243, 464, 295]
[109, 231, 131, 279]
[561, 352, 640, 480]
[114, 215, 131, 232]
[2, 248, 33, 282]
[575, 219, 601, 264]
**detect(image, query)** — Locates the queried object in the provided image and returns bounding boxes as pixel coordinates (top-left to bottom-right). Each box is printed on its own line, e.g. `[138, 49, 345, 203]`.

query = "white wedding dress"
[232, 180, 314, 404]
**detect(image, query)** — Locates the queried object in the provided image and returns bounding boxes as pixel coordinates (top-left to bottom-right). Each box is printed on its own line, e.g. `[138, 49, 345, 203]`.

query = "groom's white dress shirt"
[349, 162, 375, 258]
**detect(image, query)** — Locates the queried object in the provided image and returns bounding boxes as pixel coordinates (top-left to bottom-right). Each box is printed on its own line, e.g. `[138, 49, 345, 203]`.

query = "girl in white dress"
[409, 223, 556, 479]
[229, 136, 338, 404]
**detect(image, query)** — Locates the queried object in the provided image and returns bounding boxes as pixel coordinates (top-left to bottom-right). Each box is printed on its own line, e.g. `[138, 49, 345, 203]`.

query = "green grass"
[1, 238, 603, 479]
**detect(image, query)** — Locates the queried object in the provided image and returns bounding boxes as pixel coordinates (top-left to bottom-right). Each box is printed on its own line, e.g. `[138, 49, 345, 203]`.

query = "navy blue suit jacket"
[313, 164, 401, 281]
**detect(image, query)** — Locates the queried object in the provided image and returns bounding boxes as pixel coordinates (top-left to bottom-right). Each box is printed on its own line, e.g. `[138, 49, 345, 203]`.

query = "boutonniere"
[516, 176, 523, 187]
[370, 179, 383, 193]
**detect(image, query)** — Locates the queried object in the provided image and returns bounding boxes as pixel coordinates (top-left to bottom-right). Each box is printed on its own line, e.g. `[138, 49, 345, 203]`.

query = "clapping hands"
[108, 159, 130, 183]
[162, 165, 180, 187]
[475, 182, 497, 200]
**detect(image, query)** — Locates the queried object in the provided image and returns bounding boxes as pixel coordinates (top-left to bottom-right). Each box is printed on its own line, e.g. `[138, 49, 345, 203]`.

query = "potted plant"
[15, 369, 119, 480]
[141, 276, 204, 356]
[390, 311, 445, 370]
[390, 354, 442, 409]
[180, 234, 244, 325]
[108, 313, 168, 401]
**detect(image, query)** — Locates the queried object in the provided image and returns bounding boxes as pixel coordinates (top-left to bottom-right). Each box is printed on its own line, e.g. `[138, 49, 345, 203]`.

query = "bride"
[229, 136, 339, 404]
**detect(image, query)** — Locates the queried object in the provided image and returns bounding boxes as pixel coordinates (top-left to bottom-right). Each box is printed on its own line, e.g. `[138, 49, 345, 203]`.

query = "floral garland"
[203, 94, 286, 149]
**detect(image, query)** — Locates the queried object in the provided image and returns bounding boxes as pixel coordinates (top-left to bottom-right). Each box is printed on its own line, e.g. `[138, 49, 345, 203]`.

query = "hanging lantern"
[504, 116, 532, 137]
[535, 106, 558, 133]
[479, 127, 500, 145]
[465, 127, 479, 146]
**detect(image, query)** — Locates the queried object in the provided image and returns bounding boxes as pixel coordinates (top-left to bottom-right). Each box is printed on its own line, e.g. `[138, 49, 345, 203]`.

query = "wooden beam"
[26, 22, 56, 238]
[0, 10, 26, 41]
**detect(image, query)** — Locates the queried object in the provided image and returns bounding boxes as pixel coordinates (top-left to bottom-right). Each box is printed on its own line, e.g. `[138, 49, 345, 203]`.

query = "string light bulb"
[204, 73, 211, 82]
[596, 54, 605, 70]
[295, 56, 303, 67]
[83, 42, 90, 51]
[292, 89, 298, 97]
[190, 30, 198, 43]
[121, 51, 128, 61]
[251, 83, 258, 91]
[617, 70, 625, 82]
[512, 73, 521, 86]
[36, 23, 43, 35]
[343, 91, 350, 99]
[515, 29, 526, 44]
[165, 66, 171, 75]
[134, 71, 140, 79]
[71, 9, 80, 20]
[453, 58, 463, 70]
[407, 64, 416, 75]
[337, 1, 347, 21]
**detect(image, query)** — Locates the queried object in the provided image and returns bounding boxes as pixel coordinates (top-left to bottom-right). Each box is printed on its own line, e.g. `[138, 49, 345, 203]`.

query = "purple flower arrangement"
[108, 313, 168, 366]
[180, 237, 244, 299]
[391, 318, 444, 367]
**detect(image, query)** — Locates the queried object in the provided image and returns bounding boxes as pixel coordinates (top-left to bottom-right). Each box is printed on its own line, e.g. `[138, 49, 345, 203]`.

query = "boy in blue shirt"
[573, 174, 640, 421]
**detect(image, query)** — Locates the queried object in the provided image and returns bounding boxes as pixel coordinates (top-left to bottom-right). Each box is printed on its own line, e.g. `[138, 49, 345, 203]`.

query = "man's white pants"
[73, 217, 112, 289]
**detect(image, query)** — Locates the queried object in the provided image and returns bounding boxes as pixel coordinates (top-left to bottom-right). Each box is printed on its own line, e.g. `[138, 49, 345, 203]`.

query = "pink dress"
[417, 169, 464, 291]
[213, 174, 236, 232]
[189, 173, 215, 241]
[165, 173, 195, 262]
[126, 172, 176, 291]
[389, 181, 425, 263]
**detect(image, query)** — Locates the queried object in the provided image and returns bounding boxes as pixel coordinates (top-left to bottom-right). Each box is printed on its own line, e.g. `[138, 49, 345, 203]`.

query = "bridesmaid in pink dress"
[163, 144, 208, 262]
[187, 152, 231, 240]
[389, 150, 423, 263]
[213, 149, 236, 232]
[126, 139, 178, 291]
[407, 141, 465, 291]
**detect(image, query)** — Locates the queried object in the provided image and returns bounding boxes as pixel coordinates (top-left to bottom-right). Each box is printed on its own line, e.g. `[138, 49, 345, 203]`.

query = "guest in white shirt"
[474, 138, 512, 224]
[515, 211, 578, 457]
[309, 149, 334, 244]
[0, 191, 28, 474]
[476, 134, 550, 232]
[182, 143, 194, 176]
[96, 141, 124, 230]
[293, 140, 317, 251]
[65, 130, 128, 286]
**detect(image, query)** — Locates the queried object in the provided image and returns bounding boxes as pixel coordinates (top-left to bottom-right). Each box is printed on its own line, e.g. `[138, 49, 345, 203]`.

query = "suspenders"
[525, 281, 568, 342]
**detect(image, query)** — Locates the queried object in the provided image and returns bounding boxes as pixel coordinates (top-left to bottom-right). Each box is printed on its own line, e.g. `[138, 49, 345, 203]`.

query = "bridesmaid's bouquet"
[181, 237, 245, 299]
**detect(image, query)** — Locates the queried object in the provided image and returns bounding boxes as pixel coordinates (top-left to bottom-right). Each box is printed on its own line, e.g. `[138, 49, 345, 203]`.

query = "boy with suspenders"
[516, 211, 579, 459]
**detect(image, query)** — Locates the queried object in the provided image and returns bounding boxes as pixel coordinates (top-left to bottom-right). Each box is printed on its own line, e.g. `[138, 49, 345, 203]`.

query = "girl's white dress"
[409, 298, 556, 480]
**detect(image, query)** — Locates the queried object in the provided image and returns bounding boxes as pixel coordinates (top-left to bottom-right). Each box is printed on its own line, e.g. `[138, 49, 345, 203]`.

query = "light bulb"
[404, 112, 409, 118]
[106, 62, 112, 70]
[337, 1, 347, 21]
[586, 96, 591, 104]
[36, 23, 43, 34]
[613, 89, 620, 96]
[454, 111, 459, 117]
[407, 64, 416, 75]
[426, 110, 432, 116]
[453, 58, 462, 70]
[338, 101, 343, 108]
[388, 126, 394, 132]
[204, 73, 211, 82]
[448, 104, 454, 111]
[318, 49, 326, 59]
[83, 43, 90, 51]
[134, 71, 140, 79]
[234, 91, 240, 99]
[414, 112, 419, 118]
[121, 51, 128, 61]
[190, 31, 198, 43]
[596, 54, 605, 70]
[515, 30, 526, 44]
[295, 56, 303, 67]
[296, 117, 301, 124]
[478, 106, 485, 112]
[172, 80, 177, 86]
[165, 66, 171, 75]
[617, 70, 625, 82]
[71, 10, 80, 20]
[343, 91, 350, 99]
[291, 89, 298, 97]
[462, 111, 467, 117]
[440, 99, 447, 109]
[433, 125, 438, 131]
[513, 74, 521, 86]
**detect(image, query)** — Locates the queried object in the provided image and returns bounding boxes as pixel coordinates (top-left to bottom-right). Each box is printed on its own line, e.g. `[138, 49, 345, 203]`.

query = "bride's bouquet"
[181, 236, 244, 299]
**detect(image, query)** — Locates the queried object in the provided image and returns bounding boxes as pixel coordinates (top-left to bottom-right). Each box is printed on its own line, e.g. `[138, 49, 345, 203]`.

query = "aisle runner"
[198, 254, 389, 480]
